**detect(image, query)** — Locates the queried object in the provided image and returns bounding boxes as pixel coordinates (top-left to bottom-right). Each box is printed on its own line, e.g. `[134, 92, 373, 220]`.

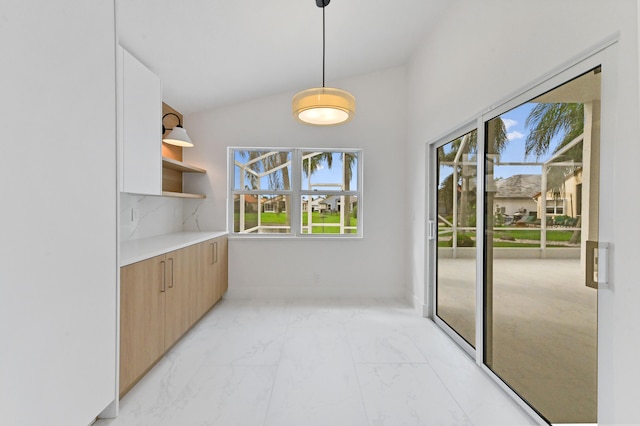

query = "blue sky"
[497, 102, 564, 179]
[497, 102, 542, 179]
[438, 101, 569, 185]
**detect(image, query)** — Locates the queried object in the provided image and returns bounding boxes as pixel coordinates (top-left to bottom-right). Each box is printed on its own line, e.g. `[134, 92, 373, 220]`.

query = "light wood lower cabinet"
[195, 240, 215, 320]
[119, 254, 166, 396]
[119, 236, 228, 396]
[216, 236, 229, 298]
[164, 245, 198, 349]
[194, 236, 228, 320]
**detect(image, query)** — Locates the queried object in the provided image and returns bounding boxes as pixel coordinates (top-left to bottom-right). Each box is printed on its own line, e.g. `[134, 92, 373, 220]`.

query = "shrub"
[447, 233, 474, 247]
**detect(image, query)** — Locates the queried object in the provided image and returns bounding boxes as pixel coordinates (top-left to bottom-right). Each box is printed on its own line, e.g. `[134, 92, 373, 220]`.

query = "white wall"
[407, 0, 639, 423]
[0, 1, 118, 425]
[182, 67, 409, 298]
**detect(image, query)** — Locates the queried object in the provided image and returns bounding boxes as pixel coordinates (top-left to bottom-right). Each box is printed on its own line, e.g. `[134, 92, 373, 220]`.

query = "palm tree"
[302, 152, 332, 180]
[525, 102, 585, 243]
[266, 152, 291, 224]
[341, 152, 357, 233]
[439, 120, 508, 229]
[524, 103, 584, 159]
[525, 102, 585, 188]
[237, 150, 291, 232]
[302, 151, 356, 234]
[437, 173, 456, 217]
[240, 151, 292, 193]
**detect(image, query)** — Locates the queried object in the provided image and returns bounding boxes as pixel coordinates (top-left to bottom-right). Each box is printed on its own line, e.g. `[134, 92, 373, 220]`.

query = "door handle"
[586, 241, 609, 289]
[209, 243, 216, 265]
[428, 220, 436, 240]
[168, 257, 175, 288]
[214, 242, 218, 264]
[160, 260, 166, 293]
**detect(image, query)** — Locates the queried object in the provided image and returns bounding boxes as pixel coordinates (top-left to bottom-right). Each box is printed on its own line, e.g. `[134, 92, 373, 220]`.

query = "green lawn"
[438, 240, 572, 248]
[493, 229, 574, 242]
[440, 228, 574, 241]
[234, 211, 357, 234]
[304, 212, 358, 233]
[437, 228, 577, 248]
[492, 241, 568, 248]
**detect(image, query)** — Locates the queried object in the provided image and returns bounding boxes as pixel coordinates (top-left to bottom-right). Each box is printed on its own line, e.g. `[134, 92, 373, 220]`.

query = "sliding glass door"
[431, 63, 604, 424]
[483, 68, 600, 424]
[435, 130, 477, 348]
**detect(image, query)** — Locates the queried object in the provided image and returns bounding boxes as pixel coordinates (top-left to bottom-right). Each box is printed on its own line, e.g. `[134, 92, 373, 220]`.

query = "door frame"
[426, 35, 618, 425]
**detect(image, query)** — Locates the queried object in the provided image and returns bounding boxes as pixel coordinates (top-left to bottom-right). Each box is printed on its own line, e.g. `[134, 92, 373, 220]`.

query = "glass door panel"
[483, 69, 600, 423]
[436, 129, 477, 347]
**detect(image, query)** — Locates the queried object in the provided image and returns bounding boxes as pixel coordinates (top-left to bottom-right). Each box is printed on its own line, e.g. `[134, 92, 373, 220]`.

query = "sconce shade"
[292, 87, 355, 126]
[162, 126, 194, 147]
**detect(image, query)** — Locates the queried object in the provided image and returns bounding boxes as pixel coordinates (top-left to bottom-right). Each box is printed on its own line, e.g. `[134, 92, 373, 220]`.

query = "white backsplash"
[182, 198, 217, 232]
[120, 193, 184, 241]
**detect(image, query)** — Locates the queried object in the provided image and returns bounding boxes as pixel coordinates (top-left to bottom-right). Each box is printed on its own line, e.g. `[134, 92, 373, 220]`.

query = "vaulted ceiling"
[117, 0, 448, 115]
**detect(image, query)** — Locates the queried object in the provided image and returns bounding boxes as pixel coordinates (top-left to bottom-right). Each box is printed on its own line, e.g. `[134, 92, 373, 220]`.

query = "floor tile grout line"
[405, 330, 477, 426]
[345, 323, 374, 426]
[261, 299, 293, 426]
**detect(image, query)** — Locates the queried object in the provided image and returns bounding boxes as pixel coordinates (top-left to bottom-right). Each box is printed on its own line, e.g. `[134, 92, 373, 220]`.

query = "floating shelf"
[162, 157, 207, 174]
[162, 191, 206, 199]
[161, 156, 207, 198]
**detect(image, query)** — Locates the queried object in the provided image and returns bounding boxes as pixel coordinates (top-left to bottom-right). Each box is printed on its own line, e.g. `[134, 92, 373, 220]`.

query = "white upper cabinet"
[118, 46, 162, 195]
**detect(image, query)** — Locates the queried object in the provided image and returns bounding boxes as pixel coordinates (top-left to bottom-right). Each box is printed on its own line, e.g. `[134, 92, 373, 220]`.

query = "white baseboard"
[225, 284, 404, 300]
[412, 294, 428, 317]
[97, 398, 117, 420]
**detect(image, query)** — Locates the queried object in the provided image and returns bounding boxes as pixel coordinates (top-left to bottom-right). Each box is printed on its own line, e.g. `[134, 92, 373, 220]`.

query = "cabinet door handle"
[210, 243, 215, 265]
[160, 260, 166, 293]
[214, 242, 218, 264]
[169, 257, 175, 288]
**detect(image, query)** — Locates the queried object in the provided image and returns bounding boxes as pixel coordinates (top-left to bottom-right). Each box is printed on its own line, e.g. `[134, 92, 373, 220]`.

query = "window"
[229, 148, 362, 237]
[546, 199, 565, 215]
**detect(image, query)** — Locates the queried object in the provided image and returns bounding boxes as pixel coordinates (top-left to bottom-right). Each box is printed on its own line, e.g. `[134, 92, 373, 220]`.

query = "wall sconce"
[162, 112, 194, 147]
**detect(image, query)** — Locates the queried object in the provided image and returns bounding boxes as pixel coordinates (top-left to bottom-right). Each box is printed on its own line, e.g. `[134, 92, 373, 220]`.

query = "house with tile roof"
[492, 174, 541, 220]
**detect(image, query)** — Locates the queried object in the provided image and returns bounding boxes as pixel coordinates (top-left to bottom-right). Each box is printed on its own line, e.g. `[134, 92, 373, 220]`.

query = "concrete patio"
[437, 257, 597, 423]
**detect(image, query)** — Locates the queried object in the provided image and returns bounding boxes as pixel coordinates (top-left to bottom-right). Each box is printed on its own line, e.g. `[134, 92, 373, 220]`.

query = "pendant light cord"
[322, 4, 325, 88]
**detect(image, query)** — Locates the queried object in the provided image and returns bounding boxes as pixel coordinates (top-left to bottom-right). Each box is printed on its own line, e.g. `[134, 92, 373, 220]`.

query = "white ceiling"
[117, 0, 448, 115]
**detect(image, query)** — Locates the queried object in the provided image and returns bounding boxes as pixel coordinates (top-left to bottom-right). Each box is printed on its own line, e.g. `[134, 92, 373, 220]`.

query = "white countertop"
[120, 231, 228, 266]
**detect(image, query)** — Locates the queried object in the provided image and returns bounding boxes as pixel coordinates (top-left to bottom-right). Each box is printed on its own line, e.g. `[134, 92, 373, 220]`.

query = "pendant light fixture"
[292, 0, 355, 126]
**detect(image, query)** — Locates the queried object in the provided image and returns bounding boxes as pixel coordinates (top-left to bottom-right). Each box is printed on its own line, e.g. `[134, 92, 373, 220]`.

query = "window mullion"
[291, 149, 302, 236]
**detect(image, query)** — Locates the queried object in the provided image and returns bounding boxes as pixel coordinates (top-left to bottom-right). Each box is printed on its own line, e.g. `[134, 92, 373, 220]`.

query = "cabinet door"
[215, 236, 229, 299]
[120, 255, 166, 395]
[165, 245, 198, 349]
[195, 240, 216, 320]
[121, 47, 162, 195]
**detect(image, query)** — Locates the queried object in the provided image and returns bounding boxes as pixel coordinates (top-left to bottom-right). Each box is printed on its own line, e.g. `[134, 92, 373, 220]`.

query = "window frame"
[228, 147, 363, 238]
[545, 198, 565, 216]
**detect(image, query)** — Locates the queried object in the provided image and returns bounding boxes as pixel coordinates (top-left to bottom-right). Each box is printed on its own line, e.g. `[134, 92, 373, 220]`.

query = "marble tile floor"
[94, 298, 536, 426]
